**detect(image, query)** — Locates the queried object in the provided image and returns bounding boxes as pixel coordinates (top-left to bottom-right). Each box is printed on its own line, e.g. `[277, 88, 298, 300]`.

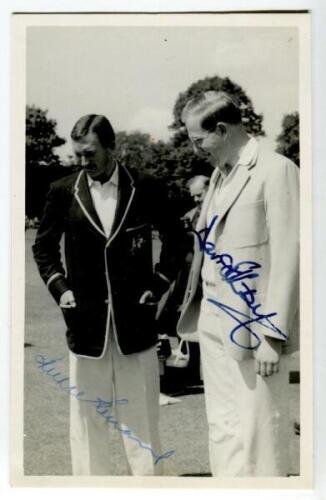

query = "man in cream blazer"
[178, 91, 299, 477]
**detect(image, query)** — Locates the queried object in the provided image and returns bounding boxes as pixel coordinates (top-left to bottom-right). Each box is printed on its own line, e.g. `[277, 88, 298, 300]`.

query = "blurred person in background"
[158, 175, 209, 392]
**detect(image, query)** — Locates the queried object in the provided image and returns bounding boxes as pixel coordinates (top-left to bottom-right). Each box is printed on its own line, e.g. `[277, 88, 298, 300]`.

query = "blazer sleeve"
[32, 182, 70, 304]
[263, 157, 300, 342]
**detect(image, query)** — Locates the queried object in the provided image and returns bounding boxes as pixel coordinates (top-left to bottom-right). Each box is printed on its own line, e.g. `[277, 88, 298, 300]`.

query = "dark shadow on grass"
[180, 473, 212, 476]
[167, 387, 204, 398]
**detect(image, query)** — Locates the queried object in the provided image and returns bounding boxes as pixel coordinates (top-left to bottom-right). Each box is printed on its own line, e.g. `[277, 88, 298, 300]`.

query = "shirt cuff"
[47, 274, 70, 304]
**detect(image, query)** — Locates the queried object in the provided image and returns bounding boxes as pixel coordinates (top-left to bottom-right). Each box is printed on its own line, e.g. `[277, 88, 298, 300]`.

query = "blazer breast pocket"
[124, 222, 152, 257]
[223, 200, 268, 249]
[125, 222, 149, 233]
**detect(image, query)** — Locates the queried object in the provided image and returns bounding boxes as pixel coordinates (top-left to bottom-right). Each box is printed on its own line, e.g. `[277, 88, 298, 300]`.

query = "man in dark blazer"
[33, 114, 184, 475]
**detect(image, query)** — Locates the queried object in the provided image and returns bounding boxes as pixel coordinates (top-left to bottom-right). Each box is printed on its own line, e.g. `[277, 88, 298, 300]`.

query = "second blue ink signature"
[192, 215, 288, 349]
[35, 354, 174, 465]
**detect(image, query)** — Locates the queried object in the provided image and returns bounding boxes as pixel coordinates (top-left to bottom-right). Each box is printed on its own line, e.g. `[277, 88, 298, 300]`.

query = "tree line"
[25, 75, 299, 218]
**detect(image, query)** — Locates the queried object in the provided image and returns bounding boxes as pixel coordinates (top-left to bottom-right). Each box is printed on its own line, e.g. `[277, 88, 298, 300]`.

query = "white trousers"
[198, 307, 291, 477]
[69, 335, 163, 476]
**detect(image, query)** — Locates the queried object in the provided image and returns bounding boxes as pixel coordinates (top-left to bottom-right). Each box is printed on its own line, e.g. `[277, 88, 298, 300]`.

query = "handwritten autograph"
[192, 215, 287, 349]
[35, 354, 174, 465]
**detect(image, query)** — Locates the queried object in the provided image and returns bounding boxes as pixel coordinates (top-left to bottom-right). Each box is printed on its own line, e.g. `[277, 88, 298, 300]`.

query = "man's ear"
[216, 122, 227, 137]
[106, 145, 115, 158]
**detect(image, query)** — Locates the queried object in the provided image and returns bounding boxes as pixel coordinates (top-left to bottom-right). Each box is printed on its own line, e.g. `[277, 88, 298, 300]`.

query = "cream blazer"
[177, 143, 299, 361]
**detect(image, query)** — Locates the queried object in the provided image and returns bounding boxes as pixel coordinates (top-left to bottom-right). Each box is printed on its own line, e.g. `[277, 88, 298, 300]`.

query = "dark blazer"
[33, 164, 184, 357]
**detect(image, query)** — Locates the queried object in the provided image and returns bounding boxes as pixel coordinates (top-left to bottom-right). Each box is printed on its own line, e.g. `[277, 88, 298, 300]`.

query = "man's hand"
[60, 290, 76, 308]
[255, 336, 282, 377]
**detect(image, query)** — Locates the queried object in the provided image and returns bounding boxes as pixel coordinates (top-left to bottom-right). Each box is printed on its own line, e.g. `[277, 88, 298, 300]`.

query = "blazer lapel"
[212, 166, 251, 230]
[212, 138, 259, 229]
[107, 164, 135, 246]
[195, 168, 220, 233]
[74, 170, 106, 238]
[190, 165, 251, 295]
[189, 168, 221, 294]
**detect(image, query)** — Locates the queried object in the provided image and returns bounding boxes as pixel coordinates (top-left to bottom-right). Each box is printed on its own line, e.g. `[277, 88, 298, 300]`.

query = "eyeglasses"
[189, 131, 211, 148]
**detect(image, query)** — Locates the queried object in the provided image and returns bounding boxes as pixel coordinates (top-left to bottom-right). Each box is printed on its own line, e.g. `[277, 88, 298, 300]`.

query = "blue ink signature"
[192, 215, 287, 349]
[35, 354, 174, 465]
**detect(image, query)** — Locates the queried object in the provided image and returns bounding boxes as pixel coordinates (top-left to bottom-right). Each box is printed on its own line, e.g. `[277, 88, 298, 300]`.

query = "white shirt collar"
[210, 136, 258, 184]
[237, 136, 258, 167]
[87, 161, 119, 188]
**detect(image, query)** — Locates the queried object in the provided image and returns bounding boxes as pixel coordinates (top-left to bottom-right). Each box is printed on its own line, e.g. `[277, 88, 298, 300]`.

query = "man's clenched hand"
[255, 336, 282, 377]
[60, 290, 76, 308]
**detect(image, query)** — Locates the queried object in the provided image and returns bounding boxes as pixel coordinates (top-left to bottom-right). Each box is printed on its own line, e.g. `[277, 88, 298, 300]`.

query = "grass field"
[24, 229, 299, 476]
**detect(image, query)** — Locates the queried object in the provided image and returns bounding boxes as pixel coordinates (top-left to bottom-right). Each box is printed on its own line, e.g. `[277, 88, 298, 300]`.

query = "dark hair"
[70, 114, 115, 149]
[182, 91, 242, 132]
[201, 102, 241, 132]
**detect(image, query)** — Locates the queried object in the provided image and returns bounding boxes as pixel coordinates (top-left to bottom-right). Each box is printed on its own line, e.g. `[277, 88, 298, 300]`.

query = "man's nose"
[192, 141, 204, 155]
[192, 144, 200, 155]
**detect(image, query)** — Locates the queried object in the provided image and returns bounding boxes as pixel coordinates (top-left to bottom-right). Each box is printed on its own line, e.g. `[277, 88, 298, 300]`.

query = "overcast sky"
[27, 25, 298, 160]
